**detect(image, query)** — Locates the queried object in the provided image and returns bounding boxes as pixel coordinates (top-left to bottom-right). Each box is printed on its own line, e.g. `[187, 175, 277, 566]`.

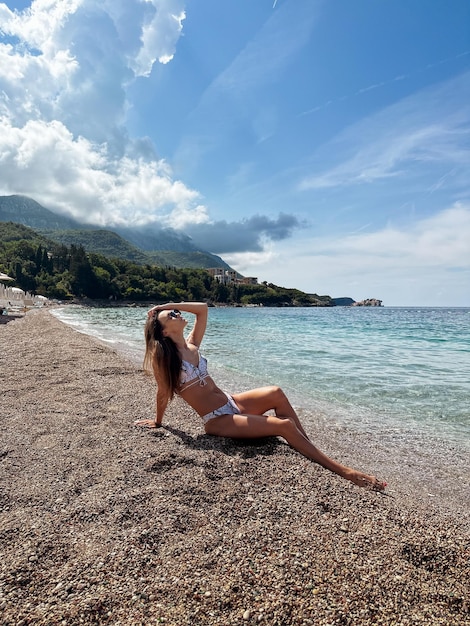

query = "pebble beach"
[1, 310, 469, 625]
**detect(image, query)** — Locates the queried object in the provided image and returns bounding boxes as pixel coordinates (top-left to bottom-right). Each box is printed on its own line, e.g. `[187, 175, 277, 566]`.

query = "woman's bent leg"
[205, 413, 385, 491]
[232, 386, 309, 438]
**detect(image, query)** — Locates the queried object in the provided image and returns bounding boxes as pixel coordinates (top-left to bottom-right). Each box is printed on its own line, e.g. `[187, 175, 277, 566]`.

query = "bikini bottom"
[201, 393, 241, 424]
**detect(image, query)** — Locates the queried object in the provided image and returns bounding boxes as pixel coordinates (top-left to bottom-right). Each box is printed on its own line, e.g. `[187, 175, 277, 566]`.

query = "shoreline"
[51, 304, 470, 515]
[1, 310, 469, 625]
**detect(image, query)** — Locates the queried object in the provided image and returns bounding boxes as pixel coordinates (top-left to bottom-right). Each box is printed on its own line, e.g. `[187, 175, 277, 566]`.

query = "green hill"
[38, 228, 230, 269]
[0, 221, 56, 247]
[38, 229, 152, 265]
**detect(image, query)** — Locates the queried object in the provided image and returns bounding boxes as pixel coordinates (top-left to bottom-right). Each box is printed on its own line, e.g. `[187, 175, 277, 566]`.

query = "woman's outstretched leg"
[205, 413, 386, 491]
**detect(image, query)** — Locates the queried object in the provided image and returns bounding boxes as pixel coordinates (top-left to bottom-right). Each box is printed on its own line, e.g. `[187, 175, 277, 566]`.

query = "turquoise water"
[52, 306, 470, 447]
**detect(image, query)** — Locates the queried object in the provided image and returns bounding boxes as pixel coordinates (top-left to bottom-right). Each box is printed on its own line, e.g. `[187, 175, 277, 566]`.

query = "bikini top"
[179, 351, 210, 390]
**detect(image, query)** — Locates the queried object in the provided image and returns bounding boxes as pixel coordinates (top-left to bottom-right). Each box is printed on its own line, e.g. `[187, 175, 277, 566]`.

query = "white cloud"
[0, 116, 208, 226]
[0, 0, 197, 226]
[0, 0, 81, 50]
[223, 247, 277, 276]
[0, 0, 79, 128]
[131, 1, 186, 75]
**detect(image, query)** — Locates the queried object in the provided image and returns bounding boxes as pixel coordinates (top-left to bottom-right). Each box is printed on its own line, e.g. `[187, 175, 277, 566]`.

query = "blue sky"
[0, 0, 469, 305]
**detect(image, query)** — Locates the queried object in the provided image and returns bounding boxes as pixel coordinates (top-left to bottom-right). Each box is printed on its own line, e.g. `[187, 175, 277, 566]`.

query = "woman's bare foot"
[347, 470, 387, 491]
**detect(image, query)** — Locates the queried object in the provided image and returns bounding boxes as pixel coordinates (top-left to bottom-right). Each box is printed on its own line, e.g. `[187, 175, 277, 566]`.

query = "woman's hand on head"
[147, 305, 161, 318]
[147, 303, 180, 317]
[134, 418, 161, 429]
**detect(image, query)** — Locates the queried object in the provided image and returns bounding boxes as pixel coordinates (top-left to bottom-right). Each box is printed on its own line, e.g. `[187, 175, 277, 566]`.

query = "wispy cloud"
[299, 51, 470, 118]
[315, 203, 470, 267]
[214, 4, 316, 98]
[175, 1, 320, 161]
[299, 72, 470, 191]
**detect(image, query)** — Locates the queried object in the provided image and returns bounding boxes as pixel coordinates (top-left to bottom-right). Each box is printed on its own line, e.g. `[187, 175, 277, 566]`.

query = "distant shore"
[1, 310, 468, 625]
[69, 298, 336, 308]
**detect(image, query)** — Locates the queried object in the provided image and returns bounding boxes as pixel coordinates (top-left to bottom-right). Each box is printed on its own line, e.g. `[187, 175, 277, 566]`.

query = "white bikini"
[178, 352, 241, 424]
[180, 353, 210, 389]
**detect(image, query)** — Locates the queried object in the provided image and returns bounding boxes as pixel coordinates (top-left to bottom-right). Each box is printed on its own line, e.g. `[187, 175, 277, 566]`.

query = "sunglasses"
[167, 309, 181, 319]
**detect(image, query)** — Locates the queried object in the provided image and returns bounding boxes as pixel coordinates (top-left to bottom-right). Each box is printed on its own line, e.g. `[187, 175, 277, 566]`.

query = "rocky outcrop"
[332, 297, 355, 306]
[352, 298, 383, 307]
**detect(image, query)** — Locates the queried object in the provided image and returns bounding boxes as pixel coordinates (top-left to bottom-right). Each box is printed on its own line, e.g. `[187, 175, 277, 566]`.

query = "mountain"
[0, 195, 231, 270]
[0, 195, 82, 230]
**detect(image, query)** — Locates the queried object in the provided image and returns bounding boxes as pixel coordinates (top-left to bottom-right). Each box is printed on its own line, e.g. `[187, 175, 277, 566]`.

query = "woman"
[135, 302, 386, 491]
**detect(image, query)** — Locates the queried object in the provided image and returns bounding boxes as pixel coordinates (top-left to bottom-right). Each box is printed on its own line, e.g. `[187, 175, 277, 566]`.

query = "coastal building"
[207, 268, 238, 284]
[239, 276, 258, 285]
[207, 268, 258, 286]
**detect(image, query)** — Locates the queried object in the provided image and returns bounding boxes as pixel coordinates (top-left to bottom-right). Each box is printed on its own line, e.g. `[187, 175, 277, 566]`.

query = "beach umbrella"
[0, 272, 13, 282]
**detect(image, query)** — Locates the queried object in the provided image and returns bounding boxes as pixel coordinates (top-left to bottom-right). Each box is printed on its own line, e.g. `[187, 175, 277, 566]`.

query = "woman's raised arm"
[147, 302, 208, 347]
[147, 302, 208, 317]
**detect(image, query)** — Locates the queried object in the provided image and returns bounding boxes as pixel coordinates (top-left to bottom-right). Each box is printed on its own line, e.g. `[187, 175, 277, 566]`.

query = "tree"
[211, 281, 230, 303]
[69, 245, 100, 297]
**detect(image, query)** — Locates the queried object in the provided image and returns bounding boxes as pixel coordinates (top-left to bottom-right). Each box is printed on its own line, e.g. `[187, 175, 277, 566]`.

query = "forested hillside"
[0, 222, 332, 306]
[38, 228, 232, 269]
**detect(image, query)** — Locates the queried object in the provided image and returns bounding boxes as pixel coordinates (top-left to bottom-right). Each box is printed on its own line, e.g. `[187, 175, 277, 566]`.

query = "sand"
[0, 309, 469, 625]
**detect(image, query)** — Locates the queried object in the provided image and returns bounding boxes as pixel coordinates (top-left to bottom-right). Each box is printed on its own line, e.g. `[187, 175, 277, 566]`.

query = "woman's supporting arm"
[135, 352, 171, 428]
[134, 388, 169, 428]
[155, 387, 169, 425]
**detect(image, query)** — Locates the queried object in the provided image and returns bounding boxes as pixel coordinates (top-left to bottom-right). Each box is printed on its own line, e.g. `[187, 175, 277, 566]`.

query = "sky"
[0, 0, 469, 306]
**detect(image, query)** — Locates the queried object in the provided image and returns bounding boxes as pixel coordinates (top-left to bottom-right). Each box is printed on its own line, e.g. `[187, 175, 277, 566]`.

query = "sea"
[52, 305, 470, 454]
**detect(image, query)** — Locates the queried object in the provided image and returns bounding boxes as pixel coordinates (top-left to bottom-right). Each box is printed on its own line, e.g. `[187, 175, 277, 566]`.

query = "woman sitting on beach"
[135, 302, 386, 491]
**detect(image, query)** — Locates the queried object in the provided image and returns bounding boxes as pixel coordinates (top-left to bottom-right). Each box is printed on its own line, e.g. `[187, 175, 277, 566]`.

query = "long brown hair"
[144, 313, 182, 400]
